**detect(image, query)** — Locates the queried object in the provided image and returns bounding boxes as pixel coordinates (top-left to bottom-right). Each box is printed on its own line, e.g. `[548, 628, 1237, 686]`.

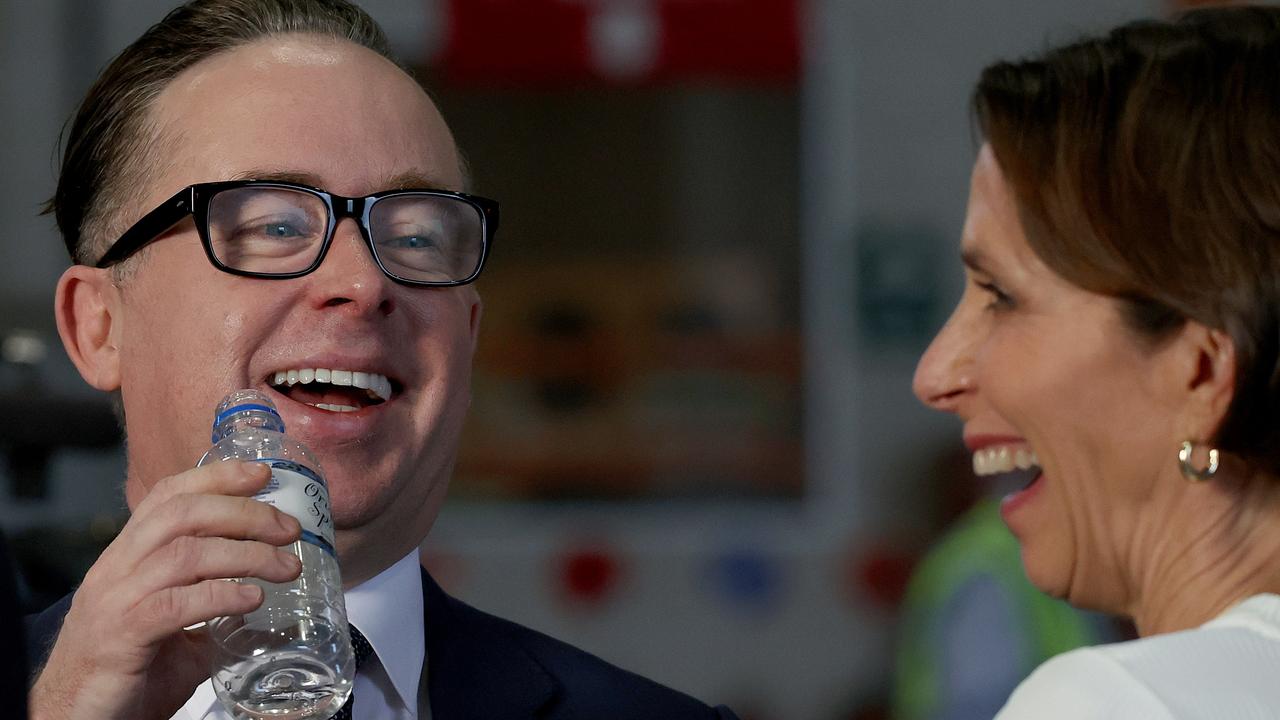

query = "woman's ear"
[55, 265, 122, 391]
[1169, 321, 1237, 441]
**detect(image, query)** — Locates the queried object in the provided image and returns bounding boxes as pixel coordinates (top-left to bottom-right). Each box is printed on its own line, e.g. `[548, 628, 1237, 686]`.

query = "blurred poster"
[439, 0, 801, 85]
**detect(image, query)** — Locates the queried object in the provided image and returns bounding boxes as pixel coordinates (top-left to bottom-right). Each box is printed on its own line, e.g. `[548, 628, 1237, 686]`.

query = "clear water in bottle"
[198, 389, 355, 720]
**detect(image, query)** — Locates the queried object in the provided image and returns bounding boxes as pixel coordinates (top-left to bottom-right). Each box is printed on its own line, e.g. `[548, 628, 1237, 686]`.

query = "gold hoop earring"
[1178, 440, 1219, 482]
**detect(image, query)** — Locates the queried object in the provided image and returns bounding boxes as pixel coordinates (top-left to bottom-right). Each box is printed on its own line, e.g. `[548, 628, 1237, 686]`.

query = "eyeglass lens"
[206, 186, 484, 283]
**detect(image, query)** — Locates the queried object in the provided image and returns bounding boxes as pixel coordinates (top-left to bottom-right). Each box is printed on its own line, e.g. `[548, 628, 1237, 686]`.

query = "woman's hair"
[47, 0, 397, 266]
[974, 6, 1280, 474]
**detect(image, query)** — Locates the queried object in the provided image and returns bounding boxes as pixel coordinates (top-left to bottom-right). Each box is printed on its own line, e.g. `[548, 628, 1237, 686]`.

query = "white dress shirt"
[996, 594, 1280, 719]
[174, 551, 429, 720]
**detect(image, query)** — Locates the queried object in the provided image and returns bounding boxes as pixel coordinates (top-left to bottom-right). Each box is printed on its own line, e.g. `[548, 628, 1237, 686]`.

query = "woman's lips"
[966, 439, 1044, 523]
[1000, 471, 1045, 523]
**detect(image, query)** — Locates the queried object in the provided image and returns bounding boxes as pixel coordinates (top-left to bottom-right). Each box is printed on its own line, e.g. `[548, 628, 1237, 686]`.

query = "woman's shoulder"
[996, 601, 1280, 720]
[994, 645, 1174, 720]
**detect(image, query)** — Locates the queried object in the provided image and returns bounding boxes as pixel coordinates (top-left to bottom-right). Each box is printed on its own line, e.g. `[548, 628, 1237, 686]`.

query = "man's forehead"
[168, 34, 371, 94]
[228, 168, 461, 193]
[142, 34, 463, 201]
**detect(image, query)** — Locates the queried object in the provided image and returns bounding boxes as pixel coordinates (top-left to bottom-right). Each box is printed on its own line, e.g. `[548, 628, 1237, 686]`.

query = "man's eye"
[261, 223, 304, 238]
[388, 234, 437, 249]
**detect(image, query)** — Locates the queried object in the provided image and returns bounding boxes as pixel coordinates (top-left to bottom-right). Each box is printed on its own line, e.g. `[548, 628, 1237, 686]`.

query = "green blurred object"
[892, 499, 1104, 720]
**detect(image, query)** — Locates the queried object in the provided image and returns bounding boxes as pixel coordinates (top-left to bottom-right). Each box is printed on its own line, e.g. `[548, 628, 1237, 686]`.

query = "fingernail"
[239, 583, 262, 603]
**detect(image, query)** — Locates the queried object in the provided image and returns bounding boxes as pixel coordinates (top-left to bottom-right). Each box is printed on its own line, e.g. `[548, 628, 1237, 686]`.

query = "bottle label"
[254, 459, 336, 558]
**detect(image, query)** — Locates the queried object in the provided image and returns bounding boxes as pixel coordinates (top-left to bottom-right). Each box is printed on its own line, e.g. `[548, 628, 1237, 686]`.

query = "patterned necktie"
[332, 624, 375, 720]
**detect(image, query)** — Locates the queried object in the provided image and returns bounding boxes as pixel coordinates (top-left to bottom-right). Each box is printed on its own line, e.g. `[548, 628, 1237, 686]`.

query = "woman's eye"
[976, 280, 1015, 310]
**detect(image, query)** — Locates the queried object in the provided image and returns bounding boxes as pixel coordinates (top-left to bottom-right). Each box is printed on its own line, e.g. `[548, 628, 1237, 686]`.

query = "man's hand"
[29, 461, 303, 720]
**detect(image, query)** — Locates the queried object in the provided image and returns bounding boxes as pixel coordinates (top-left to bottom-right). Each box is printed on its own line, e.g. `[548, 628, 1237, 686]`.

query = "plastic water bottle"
[199, 389, 355, 720]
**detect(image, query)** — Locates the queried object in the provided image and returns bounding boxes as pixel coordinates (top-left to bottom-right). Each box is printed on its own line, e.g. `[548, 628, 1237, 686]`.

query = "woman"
[913, 6, 1280, 718]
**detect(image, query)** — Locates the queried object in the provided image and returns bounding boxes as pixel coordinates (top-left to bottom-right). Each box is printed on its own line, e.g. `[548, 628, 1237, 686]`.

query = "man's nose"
[912, 304, 977, 413]
[306, 219, 397, 316]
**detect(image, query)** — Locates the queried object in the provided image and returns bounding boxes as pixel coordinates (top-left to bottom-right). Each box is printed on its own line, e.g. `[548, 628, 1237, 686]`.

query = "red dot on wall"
[847, 543, 919, 609]
[559, 548, 620, 605]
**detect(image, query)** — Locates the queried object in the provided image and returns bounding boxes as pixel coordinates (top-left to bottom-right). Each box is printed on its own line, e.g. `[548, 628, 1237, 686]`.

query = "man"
[25, 1, 739, 718]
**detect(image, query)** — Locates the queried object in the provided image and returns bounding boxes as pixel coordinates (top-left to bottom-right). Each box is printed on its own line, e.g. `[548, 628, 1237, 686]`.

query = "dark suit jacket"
[0, 532, 27, 719]
[26, 568, 739, 720]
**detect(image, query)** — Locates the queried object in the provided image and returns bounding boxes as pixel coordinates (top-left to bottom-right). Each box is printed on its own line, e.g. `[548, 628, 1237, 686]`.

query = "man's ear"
[1169, 321, 1237, 441]
[54, 265, 122, 391]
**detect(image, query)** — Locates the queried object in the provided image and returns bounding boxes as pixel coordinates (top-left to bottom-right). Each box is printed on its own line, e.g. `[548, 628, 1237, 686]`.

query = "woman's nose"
[913, 303, 977, 413]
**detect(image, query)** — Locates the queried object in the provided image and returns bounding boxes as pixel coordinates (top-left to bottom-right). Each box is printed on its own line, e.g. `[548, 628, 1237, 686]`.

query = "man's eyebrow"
[230, 169, 321, 186]
[382, 171, 456, 190]
[228, 169, 457, 191]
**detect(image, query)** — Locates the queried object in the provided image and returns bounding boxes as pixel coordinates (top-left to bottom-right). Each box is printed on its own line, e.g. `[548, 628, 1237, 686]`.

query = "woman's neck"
[1129, 469, 1280, 636]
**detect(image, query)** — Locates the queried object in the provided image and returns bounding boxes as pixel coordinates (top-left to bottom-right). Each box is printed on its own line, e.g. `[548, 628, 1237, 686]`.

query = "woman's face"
[913, 146, 1189, 606]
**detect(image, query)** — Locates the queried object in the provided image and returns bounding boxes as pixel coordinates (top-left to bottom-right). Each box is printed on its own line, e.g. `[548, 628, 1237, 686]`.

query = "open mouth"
[972, 445, 1041, 493]
[268, 367, 397, 413]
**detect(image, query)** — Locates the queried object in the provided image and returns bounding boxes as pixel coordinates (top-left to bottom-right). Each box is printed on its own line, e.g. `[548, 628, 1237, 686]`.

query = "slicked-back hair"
[48, 0, 400, 266]
[974, 6, 1280, 475]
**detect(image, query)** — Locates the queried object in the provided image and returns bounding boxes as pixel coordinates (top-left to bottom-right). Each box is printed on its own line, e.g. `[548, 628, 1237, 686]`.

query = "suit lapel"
[421, 568, 559, 720]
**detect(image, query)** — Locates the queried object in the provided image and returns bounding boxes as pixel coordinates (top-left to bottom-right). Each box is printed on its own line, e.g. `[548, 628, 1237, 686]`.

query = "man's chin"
[330, 497, 388, 532]
[330, 486, 433, 535]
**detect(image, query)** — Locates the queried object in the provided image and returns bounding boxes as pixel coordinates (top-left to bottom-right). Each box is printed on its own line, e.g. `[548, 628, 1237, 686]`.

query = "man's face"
[95, 35, 480, 583]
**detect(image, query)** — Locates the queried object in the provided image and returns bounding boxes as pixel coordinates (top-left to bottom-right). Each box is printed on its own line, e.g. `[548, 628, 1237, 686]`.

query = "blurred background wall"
[0, 1, 1173, 718]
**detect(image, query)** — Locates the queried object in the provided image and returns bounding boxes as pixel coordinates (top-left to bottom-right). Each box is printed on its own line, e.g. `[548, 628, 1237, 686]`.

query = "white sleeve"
[993, 648, 1176, 720]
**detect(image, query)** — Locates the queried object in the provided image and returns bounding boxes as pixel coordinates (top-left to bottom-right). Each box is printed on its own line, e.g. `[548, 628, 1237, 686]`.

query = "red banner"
[440, 0, 801, 86]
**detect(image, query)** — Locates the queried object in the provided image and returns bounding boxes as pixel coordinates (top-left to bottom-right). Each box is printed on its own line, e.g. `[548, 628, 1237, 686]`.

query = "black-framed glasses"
[96, 180, 499, 287]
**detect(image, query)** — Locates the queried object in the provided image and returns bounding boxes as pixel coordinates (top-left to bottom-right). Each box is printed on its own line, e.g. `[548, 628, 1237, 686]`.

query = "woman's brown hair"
[974, 6, 1280, 474]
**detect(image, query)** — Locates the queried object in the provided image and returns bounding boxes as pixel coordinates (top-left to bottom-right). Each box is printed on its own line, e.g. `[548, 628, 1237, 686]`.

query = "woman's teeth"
[973, 446, 1040, 476]
[270, 367, 393, 402]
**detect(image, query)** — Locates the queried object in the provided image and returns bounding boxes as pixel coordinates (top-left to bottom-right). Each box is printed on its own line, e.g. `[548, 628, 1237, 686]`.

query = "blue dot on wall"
[708, 548, 781, 615]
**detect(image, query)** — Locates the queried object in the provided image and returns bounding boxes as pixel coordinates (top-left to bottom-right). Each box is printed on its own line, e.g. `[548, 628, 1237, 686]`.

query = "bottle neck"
[212, 406, 285, 444]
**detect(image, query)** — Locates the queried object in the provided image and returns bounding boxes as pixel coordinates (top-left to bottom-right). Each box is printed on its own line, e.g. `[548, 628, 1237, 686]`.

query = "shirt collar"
[345, 551, 426, 712]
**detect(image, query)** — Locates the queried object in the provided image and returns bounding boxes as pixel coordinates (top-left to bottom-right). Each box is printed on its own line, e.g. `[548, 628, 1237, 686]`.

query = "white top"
[174, 551, 430, 720]
[995, 594, 1280, 719]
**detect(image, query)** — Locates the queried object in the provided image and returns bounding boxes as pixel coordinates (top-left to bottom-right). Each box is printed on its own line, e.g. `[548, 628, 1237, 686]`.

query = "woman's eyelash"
[975, 280, 1015, 309]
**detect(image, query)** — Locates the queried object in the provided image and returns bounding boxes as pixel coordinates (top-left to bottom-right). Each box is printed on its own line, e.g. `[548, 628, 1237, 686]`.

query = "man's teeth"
[271, 368, 393, 402]
[973, 447, 1040, 476]
[312, 403, 359, 413]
